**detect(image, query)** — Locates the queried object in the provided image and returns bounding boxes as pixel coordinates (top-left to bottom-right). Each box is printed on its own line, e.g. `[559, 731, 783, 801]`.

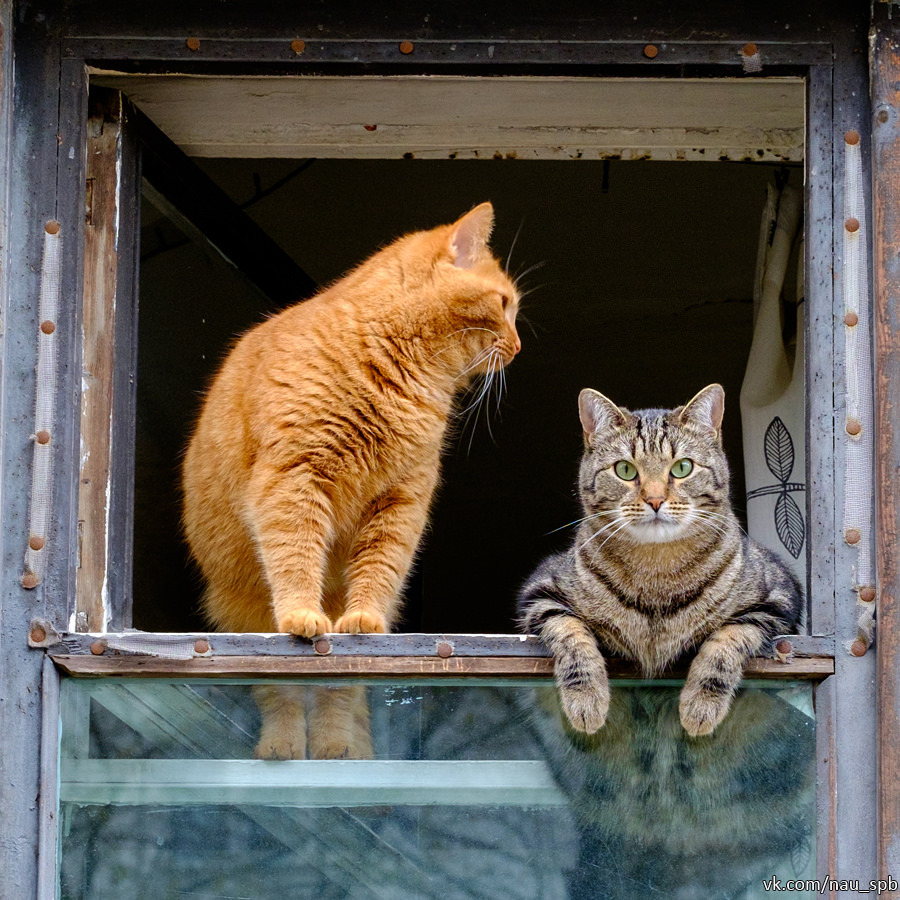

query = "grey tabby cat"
[518, 384, 802, 737]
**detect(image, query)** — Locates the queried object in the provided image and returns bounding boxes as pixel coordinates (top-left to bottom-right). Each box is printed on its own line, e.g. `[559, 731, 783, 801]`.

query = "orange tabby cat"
[182, 203, 520, 756]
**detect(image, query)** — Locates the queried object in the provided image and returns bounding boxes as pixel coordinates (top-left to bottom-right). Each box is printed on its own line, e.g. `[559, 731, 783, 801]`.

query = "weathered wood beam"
[51, 652, 834, 679]
[136, 102, 317, 304]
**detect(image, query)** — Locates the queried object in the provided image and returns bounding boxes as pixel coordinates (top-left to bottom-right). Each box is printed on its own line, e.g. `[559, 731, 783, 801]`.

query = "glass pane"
[58, 678, 816, 899]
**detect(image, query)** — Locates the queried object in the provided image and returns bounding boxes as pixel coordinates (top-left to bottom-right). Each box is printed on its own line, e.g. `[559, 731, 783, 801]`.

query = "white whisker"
[506, 220, 525, 272]
[456, 346, 495, 386]
[693, 508, 745, 535]
[578, 517, 628, 552]
[546, 509, 618, 535]
[426, 327, 501, 366]
[514, 259, 547, 284]
[584, 519, 632, 553]
[451, 347, 512, 454]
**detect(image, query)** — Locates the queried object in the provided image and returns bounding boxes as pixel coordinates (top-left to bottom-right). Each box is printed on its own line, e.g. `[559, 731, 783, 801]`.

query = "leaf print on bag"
[746, 417, 805, 559]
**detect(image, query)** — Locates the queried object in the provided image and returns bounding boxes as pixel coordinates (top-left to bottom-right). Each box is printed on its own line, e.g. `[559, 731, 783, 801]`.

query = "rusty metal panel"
[830, 20, 880, 888]
[871, 6, 900, 891]
[0, 11, 82, 900]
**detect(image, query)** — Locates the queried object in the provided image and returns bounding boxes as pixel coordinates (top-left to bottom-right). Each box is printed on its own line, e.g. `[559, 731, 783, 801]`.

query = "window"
[78, 74, 814, 636]
[8, 13, 872, 898]
[58, 675, 817, 898]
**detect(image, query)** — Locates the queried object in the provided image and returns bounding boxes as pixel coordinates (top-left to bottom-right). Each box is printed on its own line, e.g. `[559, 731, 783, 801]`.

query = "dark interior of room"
[132, 156, 796, 633]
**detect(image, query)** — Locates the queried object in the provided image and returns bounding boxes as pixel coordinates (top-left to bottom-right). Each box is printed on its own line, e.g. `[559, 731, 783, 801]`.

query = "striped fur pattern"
[183, 203, 520, 758]
[518, 384, 801, 737]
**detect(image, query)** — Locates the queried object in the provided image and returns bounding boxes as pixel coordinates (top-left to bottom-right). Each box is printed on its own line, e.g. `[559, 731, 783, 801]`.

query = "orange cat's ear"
[579, 388, 627, 445]
[678, 384, 725, 439]
[449, 202, 495, 269]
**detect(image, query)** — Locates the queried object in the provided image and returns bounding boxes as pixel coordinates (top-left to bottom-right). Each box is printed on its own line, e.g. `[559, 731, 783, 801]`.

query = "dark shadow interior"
[133, 157, 794, 633]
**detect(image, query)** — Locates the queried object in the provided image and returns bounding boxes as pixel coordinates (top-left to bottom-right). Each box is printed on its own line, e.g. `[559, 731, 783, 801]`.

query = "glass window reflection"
[58, 678, 815, 899]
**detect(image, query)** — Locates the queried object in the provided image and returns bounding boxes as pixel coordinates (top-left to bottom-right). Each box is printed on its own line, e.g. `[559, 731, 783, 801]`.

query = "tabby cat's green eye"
[671, 459, 694, 479]
[614, 460, 638, 481]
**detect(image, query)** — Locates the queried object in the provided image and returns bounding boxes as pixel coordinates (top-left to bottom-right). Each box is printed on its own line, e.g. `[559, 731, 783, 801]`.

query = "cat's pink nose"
[645, 496, 665, 512]
[513, 335, 521, 354]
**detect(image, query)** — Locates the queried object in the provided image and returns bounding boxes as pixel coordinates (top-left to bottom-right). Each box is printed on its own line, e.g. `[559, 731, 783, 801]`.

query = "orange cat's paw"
[254, 716, 307, 760]
[277, 608, 333, 638]
[334, 609, 387, 634]
[309, 732, 374, 761]
[254, 734, 306, 760]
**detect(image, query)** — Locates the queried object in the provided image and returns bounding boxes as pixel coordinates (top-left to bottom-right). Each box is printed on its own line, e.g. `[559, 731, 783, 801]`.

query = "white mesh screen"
[106, 633, 199, 660]
[841, 138, 876, 649]
[23, 224, 61, 585]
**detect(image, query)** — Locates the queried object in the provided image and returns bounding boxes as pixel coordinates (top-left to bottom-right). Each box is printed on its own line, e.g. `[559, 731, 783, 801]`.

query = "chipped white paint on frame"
[91, 74, 805, 162]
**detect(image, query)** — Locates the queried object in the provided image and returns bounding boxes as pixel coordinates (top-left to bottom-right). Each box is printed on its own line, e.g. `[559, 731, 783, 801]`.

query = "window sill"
[45, 631, 835, 679]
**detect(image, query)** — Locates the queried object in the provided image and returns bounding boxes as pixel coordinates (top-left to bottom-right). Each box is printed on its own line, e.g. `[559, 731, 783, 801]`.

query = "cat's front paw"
[559, 678, 610, 734]
[334, 609, 387, 634]
[308, 731, 374, 761]
[679, 682, 732, 737]
[254, 723, 307, 760]
[277, 608, 333, 638]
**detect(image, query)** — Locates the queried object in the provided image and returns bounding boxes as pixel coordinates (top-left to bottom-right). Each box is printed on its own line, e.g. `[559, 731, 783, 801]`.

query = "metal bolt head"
[877, 109, 890, 124]
[45, 220, 60, 235]
[844, 311, 859, 327]
[643, 44, 659, 59]
[742, 43, 758, 57]
[28, 535, 45, 551]
[36, 430, 51, 445]
[40, 320, 56, 335]
[845, 217, 860, 234]
[314, 638, 332, 655]
[186, 37, 201, 51]
[775, 639, 793, 657]
[90, 640, 107, 656]
[859, 586, 876, 603]
[399, 41, 414, 55]
[30, 624, 47, 644]
[845, 130, 861, 146]
[291, 39, 305, 54]
[436, 641, 453, 658]
[21, 573, 39, 589]
[194, 639, 210, 655]
[851, 639, 868, 657]
[846, 417, 862, 437]
[845, 528, 862, 545]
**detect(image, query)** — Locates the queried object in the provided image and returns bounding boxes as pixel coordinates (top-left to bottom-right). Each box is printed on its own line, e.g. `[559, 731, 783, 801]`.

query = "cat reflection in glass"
[518, 384, 802, 737]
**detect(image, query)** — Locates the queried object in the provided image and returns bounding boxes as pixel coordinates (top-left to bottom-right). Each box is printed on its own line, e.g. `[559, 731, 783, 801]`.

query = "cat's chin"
[627, 520, 690, 544]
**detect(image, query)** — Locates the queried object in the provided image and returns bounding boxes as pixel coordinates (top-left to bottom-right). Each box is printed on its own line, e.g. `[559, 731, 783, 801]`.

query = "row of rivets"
[40, 221, 59, 341]
[21, 220, 62, 591]
[843, 130, 873, 661]
[842, 136, 864, 446]
[84, 638, 212, 656]
[309, 638, 454, 657]
[185, 37, 415, 55]
[69, 636, 456, 660]
[23, 226, 59, 589]
[176, 38, 764, 61]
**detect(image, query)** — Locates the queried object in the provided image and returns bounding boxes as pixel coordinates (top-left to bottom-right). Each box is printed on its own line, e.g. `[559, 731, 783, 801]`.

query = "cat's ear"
[449, 202, 495, 269]
[678, 384, 725, 438]
[578, 389, 627, 443]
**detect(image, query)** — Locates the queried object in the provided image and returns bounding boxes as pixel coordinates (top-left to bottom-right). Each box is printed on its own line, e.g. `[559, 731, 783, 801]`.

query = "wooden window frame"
[1, 5, 890, 897]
